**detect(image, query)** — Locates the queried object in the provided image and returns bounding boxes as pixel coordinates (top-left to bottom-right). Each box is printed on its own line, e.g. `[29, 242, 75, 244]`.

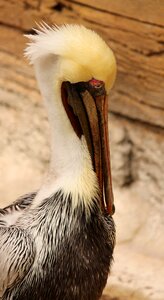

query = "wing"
[0, 192, 37, 226]
[0, 226, 35, 297]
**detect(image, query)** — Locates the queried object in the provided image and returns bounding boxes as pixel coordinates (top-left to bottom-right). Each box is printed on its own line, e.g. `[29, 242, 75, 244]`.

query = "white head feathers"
[25, 23, 116, 92]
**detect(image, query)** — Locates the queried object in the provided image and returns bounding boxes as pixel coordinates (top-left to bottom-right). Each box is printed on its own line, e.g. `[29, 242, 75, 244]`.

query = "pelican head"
[25, 23, 116, 215]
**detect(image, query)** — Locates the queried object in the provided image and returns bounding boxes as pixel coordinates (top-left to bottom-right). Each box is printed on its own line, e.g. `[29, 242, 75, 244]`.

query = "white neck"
[32, 55, 99, 210]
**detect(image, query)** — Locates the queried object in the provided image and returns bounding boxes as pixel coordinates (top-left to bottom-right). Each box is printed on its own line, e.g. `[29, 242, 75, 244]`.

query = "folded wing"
[0, 226, 35, 297]
[0, 192, 37, 226]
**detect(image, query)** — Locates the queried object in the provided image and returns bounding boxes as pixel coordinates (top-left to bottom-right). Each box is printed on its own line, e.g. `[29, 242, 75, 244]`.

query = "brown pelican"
[0, 24, 116, 300]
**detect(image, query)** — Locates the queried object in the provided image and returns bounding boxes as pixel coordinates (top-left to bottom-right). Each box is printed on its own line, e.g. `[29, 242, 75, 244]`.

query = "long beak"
[62, 81, 114, 216]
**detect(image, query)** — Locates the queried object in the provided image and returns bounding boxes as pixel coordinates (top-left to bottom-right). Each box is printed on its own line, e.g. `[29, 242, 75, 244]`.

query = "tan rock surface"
[0, 1, 164, 299]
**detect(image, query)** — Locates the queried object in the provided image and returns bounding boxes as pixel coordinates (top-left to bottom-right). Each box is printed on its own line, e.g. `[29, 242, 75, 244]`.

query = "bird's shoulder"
[0, 192, 37, 226]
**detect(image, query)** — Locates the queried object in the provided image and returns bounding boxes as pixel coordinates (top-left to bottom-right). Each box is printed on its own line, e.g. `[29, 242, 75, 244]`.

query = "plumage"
[0, 192, 36, 226]
[25, 23, 116, 91]
[0, 24, 116, 300]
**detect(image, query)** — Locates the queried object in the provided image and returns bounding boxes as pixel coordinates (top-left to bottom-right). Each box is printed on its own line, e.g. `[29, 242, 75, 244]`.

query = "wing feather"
[0, 192, 37, 226]
[0, 226, 35, 297]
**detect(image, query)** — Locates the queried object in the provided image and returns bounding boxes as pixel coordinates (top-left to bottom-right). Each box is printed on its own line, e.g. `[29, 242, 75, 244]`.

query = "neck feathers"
[32, 138, 99, 211]
[29, 32, 100, 212]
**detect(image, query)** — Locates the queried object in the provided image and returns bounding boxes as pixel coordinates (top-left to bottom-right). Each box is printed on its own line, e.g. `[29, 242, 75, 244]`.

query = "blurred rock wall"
[0, 1, 164, 299]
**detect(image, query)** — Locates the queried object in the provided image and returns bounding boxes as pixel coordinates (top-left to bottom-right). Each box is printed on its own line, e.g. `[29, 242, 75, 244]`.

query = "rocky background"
[0, 1, 164, 299]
